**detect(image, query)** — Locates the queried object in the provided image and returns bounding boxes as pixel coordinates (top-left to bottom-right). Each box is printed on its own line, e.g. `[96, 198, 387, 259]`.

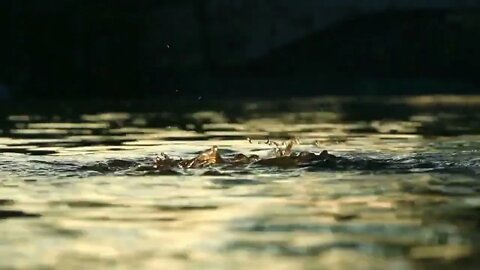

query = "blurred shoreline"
[1, 2, 479, 99]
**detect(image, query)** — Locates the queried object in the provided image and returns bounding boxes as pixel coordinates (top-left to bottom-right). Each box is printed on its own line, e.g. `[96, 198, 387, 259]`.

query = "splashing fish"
[154, 139, 336, 170]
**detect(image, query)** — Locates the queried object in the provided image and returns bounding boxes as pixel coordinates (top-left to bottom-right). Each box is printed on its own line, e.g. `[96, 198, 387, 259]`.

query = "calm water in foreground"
[1, 96, 480, 269]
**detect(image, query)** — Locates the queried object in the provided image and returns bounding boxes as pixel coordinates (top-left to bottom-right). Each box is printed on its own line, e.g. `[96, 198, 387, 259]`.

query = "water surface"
[1, 96, 480, 269]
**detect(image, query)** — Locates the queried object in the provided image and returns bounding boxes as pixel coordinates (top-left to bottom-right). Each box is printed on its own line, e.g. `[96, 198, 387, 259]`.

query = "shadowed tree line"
[248, 10, 480, 79]
[1, 0, 152, 98]
[0, 1, 479, 99]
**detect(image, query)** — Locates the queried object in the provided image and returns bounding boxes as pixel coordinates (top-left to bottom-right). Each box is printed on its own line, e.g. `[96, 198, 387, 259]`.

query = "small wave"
[4, 138, 478, 177]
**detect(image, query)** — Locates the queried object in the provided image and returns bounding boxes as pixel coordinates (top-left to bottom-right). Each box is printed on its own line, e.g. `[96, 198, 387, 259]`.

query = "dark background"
[1, 0, 479, 101]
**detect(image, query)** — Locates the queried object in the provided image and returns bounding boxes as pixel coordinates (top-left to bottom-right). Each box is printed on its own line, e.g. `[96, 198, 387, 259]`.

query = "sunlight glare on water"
[1, 96, 480, 269]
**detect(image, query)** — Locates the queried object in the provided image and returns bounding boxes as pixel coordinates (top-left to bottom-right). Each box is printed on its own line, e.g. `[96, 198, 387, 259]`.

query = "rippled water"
[1, 96, 480, 269]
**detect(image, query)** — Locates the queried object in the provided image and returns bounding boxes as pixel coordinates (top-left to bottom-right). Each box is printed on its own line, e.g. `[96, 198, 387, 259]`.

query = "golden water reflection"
[1, 96, 480, 269]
